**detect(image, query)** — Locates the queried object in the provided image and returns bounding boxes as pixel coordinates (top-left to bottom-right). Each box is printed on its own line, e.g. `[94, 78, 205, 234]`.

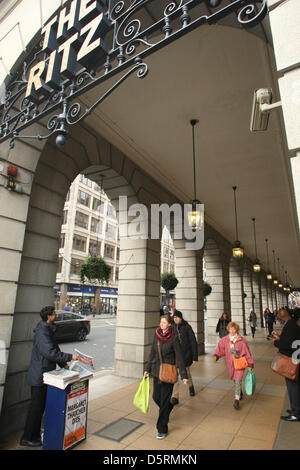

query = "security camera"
[250, 88, 282, 132]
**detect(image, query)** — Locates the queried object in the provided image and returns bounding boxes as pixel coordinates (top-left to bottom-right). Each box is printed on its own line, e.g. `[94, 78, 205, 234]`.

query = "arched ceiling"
[77, 22, 300, 285]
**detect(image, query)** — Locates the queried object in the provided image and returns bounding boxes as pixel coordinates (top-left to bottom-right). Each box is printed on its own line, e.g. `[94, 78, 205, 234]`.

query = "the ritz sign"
[25, 0, 111, 102]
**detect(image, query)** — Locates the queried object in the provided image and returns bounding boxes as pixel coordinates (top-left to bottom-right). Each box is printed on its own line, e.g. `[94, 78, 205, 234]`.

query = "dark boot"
[189, 385, 195, 397]
[170, 397, 179, 405]
[233, 399, 240, 410]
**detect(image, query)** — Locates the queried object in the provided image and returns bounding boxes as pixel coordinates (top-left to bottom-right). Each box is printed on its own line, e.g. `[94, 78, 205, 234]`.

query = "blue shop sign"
[68, 284, 96, 294]
[101, 288, 118, 296]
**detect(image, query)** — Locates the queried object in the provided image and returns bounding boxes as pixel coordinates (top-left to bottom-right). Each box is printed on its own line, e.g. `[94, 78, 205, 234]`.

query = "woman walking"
[216, 312, 230, 338]
[248, 308, 257, 338]
[144, 314, 188, 439]
[213, 322, 254, 410]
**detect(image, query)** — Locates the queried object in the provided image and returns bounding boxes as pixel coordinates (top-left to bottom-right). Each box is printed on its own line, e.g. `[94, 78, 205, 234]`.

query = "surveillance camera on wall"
[250, 88, 282, 132]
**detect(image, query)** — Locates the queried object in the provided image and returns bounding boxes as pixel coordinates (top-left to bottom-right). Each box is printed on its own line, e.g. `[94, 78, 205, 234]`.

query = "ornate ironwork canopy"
[0, 0, 268, 148]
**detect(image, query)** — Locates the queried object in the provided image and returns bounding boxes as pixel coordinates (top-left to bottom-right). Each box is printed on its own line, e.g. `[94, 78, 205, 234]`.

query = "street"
[58, 317, 116, 376]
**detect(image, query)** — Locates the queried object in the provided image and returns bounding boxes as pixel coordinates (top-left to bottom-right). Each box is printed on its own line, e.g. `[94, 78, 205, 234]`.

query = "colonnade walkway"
[1, 326, 299, 451]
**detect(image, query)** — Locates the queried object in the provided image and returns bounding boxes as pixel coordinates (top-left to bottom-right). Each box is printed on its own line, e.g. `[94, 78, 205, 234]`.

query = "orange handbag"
[232, 355, 248, 370]
[157, 342, 178, 384]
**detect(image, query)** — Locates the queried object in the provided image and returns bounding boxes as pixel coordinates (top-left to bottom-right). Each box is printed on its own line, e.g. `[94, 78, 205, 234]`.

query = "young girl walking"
[213, 321, 254, 409]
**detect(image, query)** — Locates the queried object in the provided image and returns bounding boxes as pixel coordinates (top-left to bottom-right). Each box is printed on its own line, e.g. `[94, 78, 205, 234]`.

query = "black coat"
[27, 321, 73, 386]
[274, 319, 300, 357]
[146, 334, 188, 380]
[216, 319, 230, 338]
[173, 320, 198, 367]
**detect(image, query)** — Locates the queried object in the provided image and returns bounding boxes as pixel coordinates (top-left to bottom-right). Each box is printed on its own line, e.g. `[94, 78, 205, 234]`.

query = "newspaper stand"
[43, 364, 93, 450]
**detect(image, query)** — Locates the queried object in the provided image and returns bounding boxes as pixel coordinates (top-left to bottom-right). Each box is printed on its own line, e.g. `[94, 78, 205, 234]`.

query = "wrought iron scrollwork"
[0, 0, 268, 147]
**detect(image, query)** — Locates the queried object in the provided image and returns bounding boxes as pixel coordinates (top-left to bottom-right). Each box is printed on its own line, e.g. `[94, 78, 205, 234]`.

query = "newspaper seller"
[20, 306, 80, 447]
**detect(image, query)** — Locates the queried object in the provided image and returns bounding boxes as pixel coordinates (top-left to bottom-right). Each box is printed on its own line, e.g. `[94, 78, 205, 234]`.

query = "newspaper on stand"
[75, 349, 95, 369]
[43, 369, 80, 389]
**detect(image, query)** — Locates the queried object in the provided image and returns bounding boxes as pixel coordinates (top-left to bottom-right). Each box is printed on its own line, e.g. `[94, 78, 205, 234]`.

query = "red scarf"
[155, 327, 174, 343]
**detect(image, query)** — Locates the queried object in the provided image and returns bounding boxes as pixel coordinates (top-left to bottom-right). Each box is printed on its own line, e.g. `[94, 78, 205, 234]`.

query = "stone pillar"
[203, 240, 229, 346]
[174, 240, 204, 354]
[253, 273, 263, 328]
[243, 268, 253, 336]
[114, 238, 161, 378]
[230, 259, 245, 334]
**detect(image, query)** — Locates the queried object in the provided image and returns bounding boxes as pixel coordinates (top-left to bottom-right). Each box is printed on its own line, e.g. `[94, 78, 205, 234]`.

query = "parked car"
[54, 311, 91, 342]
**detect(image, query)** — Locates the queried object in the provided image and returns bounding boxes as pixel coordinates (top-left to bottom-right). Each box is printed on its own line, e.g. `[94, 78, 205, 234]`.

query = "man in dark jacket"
[270, 308, 300, 422]
[20, 306, 79, 447]
[170, 310, 198, 405]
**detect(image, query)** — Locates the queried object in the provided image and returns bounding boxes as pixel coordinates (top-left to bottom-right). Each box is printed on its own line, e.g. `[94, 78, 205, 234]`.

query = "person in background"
[265, 308, 275, 339]
[170, 310, 198, 405]
[213, 321, 254, 410]
[270, 308, 300, 422]
[216, 312, 230, 338]
[144, 314, 188, 440]
[248, 308, 257, 338]
[20, 306, 79, 447]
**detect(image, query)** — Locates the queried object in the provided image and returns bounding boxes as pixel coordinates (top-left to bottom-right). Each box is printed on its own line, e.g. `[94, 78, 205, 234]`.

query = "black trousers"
[285, 376, 300, 418]
[22, 385, 47, 441]
[251, 327, 256, 337]
[267, 323, 274, 336]
[152, 378, 174, 434]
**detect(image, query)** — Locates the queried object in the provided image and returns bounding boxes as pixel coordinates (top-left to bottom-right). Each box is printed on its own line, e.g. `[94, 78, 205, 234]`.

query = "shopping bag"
[133, 376, 150, 413]
[245, 369, 256, 396]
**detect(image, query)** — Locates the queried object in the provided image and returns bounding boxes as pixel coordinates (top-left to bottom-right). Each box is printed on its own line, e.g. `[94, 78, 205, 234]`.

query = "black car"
[54, 311, 91, 342]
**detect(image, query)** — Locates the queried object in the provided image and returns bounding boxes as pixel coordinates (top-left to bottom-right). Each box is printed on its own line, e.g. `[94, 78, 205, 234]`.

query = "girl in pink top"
[214, 321, 254, 409]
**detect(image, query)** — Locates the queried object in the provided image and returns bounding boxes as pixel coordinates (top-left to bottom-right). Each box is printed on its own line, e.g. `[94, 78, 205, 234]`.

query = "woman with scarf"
[144, 314, 188, 439]
[213, 321, 254, 410]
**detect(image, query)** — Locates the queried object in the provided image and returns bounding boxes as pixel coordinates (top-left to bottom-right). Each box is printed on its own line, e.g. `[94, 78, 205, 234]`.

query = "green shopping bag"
[245, 368, 256, 396]
[133, 376, 150, 413]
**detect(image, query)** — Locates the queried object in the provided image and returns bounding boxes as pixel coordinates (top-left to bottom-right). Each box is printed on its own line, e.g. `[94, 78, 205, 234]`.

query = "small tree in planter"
[161, 272, 179, 307]
[79, 257, 111, 314]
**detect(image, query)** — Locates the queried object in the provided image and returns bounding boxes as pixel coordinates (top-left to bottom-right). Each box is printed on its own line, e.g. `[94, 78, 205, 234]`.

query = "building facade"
[56, 173, 119, 314]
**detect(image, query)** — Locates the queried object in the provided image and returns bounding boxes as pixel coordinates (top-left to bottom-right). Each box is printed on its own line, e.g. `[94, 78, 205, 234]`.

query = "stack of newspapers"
[43, 369, 80, 390]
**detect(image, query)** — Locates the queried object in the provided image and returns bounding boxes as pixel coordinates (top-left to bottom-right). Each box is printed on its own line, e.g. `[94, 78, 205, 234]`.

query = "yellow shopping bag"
[133, 376, 150, 414]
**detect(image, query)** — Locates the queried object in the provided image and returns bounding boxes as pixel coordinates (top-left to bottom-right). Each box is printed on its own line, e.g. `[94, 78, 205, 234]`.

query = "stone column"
[243, 268, 253, 336]
[204, 240, 225, 345]
[174, 240, 204, 354]
[114, 237, 161, 378]
[230, 259, 245, 334]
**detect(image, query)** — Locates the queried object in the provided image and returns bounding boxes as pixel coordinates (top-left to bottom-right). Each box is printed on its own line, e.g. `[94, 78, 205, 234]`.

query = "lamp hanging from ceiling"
[187, 119, 204, 232]
[232, 186, 244, 258]
[265, 238, 272, 280]
[272, 250, 278, 285]
[277, 258, 283, 288]
[252, 218, 261, 272]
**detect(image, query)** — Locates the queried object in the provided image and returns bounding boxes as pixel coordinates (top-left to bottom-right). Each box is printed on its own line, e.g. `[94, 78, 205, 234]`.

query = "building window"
[170, 250, 175, 260]
[92, 197, 104, 214]
[79, 174, 92, 187]
[89, 239, 101, 257]
[77, 190, 90, 208]
[60, 233, 65, 249]
[62, 210, 68, 225]
[70, 258, 85, 275]
[116, 247, 120, 261]
[115, 267, 119, 281]
[105, 223, 116, 240]
[73, 234, 87, 252]
[107, 204, 116, 219]
[75, 211, 89, 229]
[91, 217, 103, 235]
[104, 243, 115, 259]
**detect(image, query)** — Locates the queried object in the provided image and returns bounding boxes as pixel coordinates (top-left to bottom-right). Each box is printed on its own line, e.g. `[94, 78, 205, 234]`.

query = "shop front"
[54, 284, 118, 315]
